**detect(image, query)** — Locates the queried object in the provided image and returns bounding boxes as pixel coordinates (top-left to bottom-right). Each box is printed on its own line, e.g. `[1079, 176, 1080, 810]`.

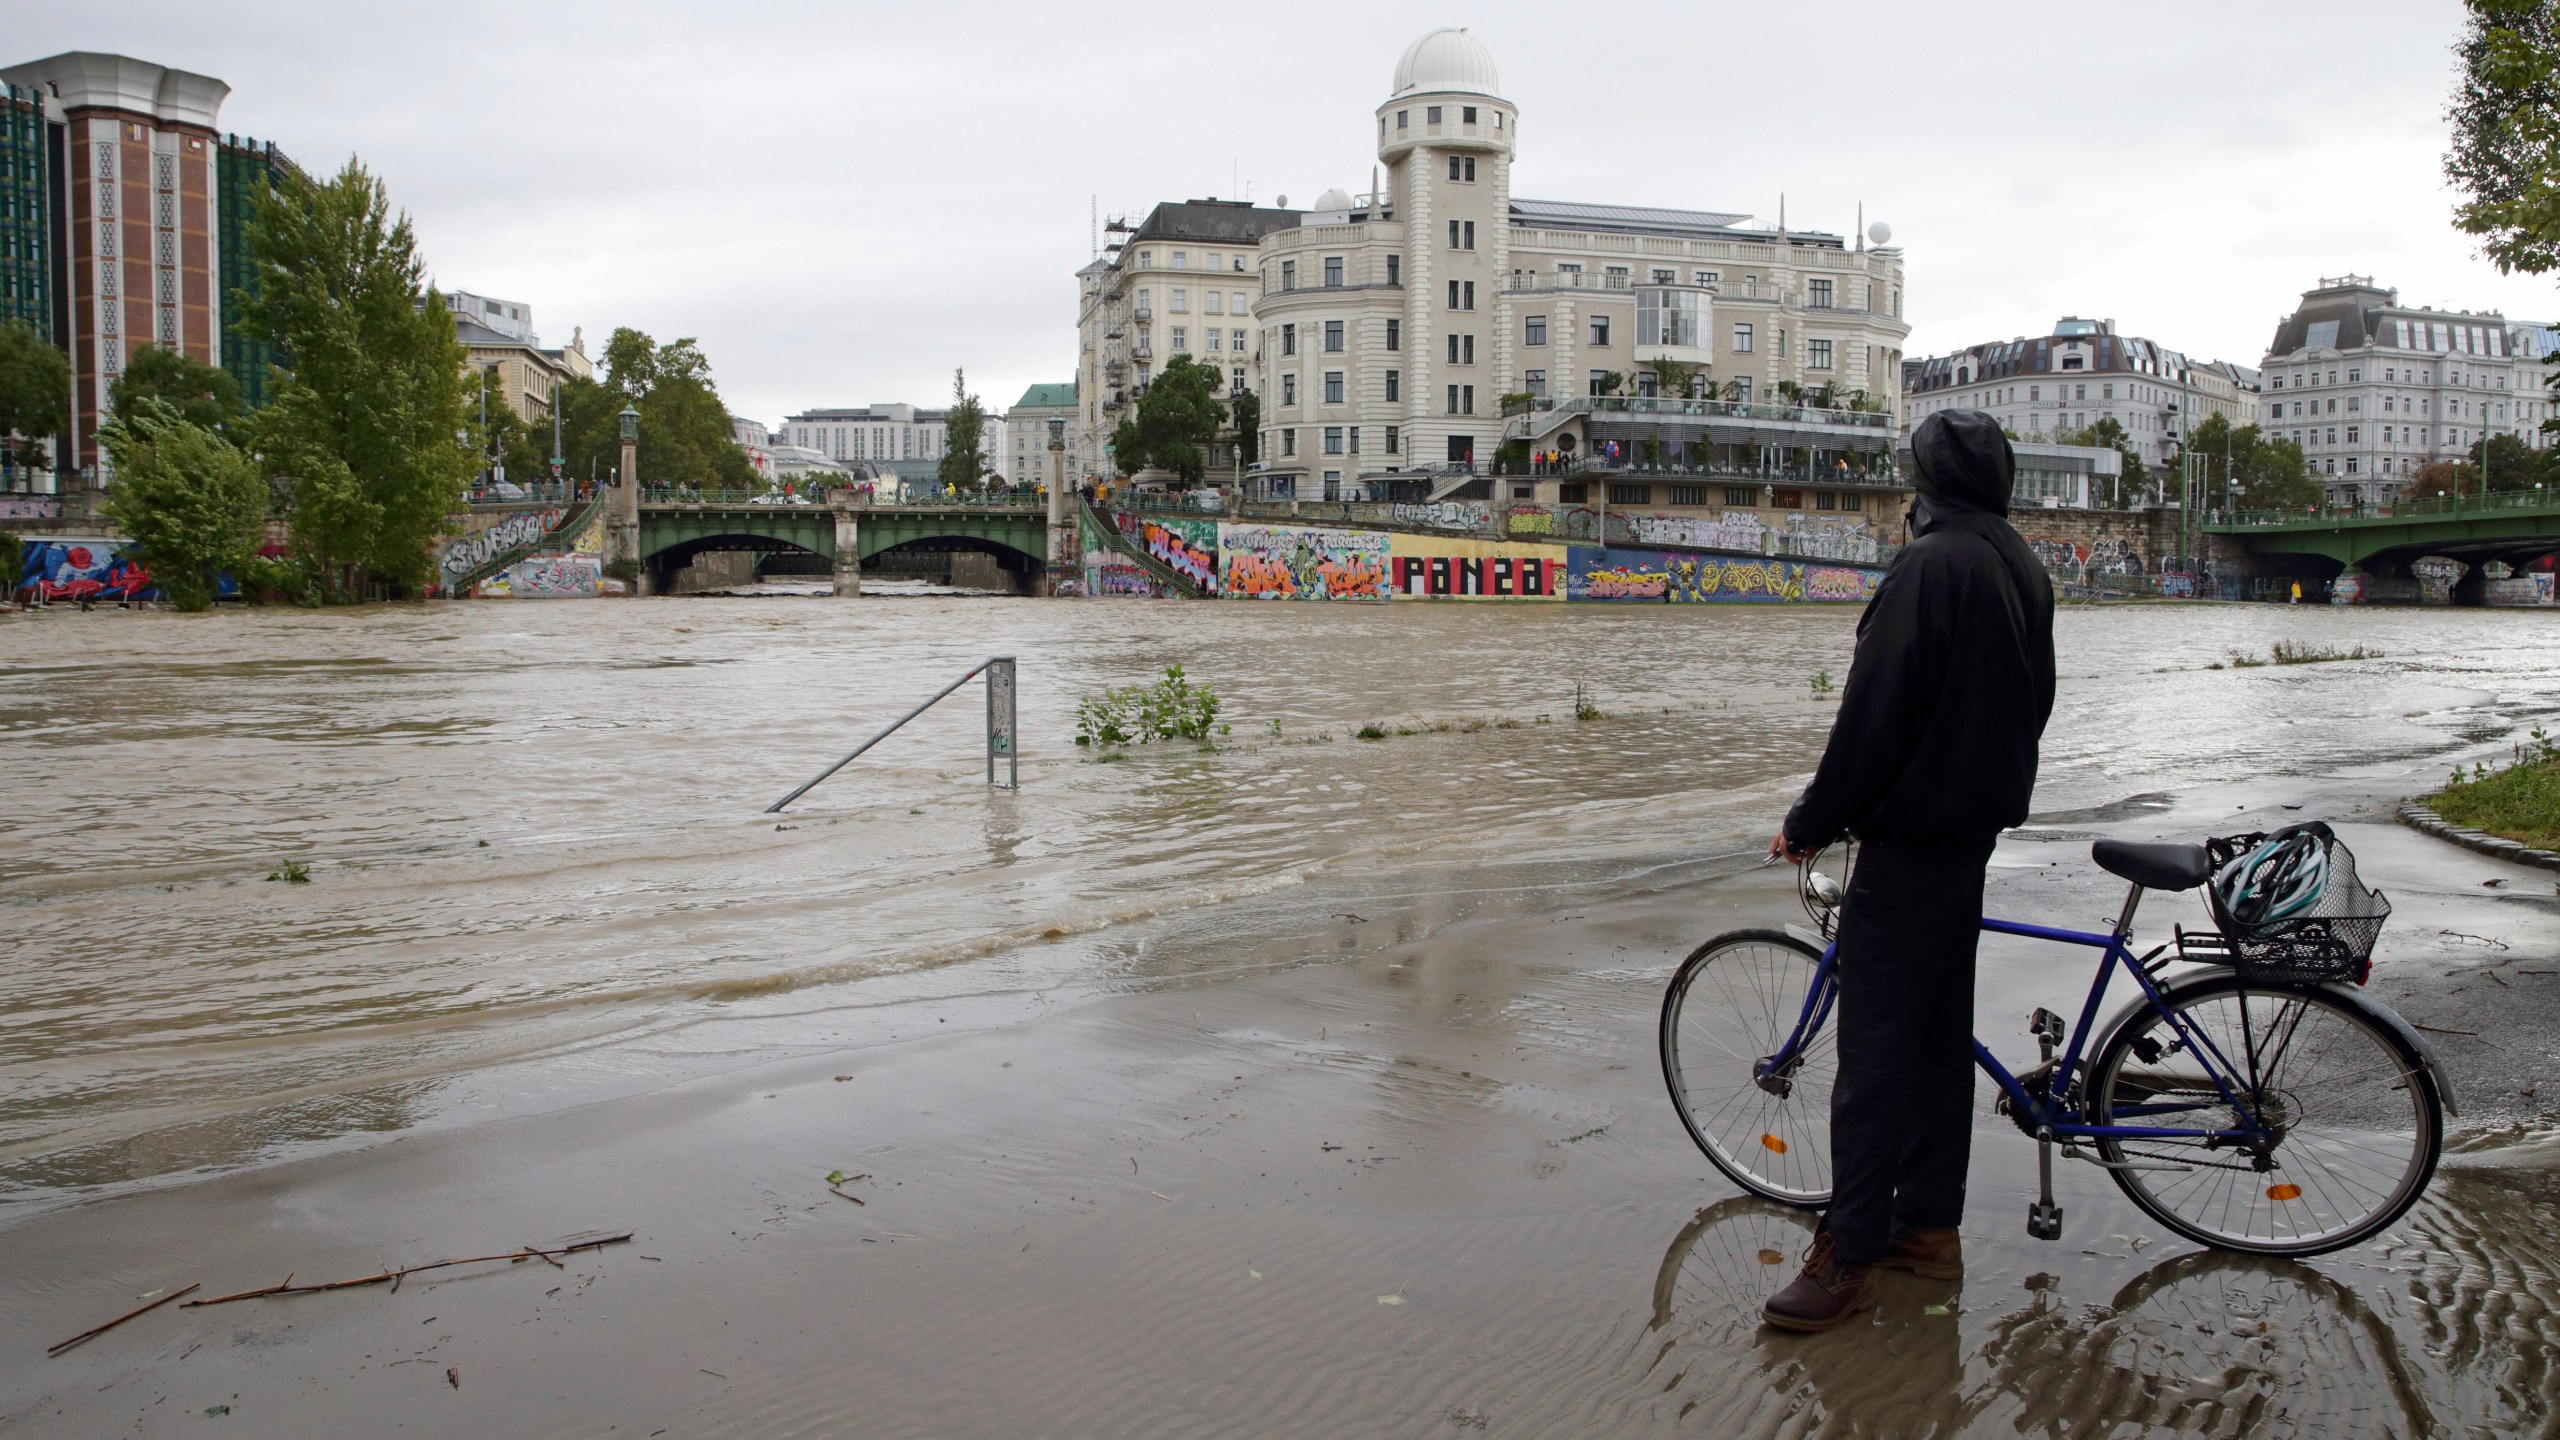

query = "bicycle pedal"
[2027, 1200, 2064, 1242]
[2029, 1007, 2066, 1048]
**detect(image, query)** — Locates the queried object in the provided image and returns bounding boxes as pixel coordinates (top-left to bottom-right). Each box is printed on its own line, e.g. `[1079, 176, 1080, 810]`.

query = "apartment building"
[778, 404, 954, 484]
[1074, 201, 1300, 482]
[1905, 317, 2255, 470]
[2259, 276, 2533, 506]
[1005, 381, 1075, 486]
[1253, 30, 1911, 500]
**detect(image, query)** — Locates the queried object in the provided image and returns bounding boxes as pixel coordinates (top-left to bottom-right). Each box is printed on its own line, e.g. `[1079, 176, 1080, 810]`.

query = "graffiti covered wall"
[15, 536, 156, 601]
[1566, 547, 1882, 604]
[480, 553, 602, 599]
[1079, 511, 1168, 597]
[1216, 523, 1388, 601]
[439, 508, 564, 586]
[1385, 534, 1564, 600]
[1142, 517, 1220, 594]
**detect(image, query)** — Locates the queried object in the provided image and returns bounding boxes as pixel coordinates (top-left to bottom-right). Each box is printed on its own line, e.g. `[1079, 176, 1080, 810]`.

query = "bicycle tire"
[1660, 927, 1834, 1207]
[2086, 972, 2441, 1257]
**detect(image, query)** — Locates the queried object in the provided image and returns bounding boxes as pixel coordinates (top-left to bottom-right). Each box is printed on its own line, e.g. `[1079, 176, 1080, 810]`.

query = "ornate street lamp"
[618, 405, 640, 443]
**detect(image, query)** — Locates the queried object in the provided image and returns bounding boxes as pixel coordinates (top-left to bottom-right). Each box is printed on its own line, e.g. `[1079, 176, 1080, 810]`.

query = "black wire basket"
[2183, 823, 2392, 985]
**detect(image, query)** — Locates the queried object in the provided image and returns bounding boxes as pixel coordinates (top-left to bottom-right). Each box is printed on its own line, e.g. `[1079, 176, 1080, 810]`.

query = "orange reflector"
[1757, 1248, 1785, 1265]
[1760, 1134, 1789, 1155]
[2267, 1183, 2303, 1202]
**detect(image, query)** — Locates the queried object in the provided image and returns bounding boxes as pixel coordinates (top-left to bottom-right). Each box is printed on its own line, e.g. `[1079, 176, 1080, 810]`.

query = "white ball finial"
[1867, 221, 1893, 246]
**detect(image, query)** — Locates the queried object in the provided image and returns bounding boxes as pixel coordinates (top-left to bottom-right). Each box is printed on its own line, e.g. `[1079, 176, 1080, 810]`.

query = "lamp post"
[612, 404, 643, 594]
[1046, 416, 1068, 595]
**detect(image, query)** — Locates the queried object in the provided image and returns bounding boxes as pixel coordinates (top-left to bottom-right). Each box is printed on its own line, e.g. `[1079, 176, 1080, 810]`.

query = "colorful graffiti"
[439, 508, 564, 584]
[2411, 555, 2468, 606]
[1217, 523, 1388, 601]
[16, 536, 156, 601]
[1629, 510, 1770, 555]
[1, 495, 60, 520]
[480, 554, 602, 599]
[1142, 518, 1220, 593]
[1079, 512, 1167, 596]
[1385, 534, 1564, 600]
[1566, 547, 1882, 604]
[1502, 506, 1558, 537]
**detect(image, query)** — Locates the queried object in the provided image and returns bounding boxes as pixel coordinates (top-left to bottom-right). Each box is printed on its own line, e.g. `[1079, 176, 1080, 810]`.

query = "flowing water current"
[2, 597, 2555, 1207]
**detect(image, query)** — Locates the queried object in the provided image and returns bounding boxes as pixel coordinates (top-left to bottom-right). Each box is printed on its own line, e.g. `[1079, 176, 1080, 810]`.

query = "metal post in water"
[986, 656, 1017, 789]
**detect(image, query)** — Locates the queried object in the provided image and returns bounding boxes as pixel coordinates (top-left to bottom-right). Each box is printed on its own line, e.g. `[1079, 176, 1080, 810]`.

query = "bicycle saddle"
[2091, 839, 2212, 892]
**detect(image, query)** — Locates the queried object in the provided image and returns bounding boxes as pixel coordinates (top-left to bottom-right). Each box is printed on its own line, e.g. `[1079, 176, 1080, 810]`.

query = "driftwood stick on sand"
[47, 1282, 201, 1356]
[182, 1234, 633, 1309]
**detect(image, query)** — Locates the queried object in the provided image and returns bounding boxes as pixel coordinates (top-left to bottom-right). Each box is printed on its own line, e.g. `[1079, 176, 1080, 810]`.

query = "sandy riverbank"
[4, 765, 2558, 1437]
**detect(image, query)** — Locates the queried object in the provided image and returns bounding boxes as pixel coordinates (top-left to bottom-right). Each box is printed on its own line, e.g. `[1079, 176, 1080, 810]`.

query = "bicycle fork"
[2028, 1006, 2065, 1242]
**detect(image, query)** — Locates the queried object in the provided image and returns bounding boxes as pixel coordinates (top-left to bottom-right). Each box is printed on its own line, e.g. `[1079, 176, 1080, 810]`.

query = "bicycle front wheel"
[2088, 972, 2441, 1256]
[1660, 928, 1834, 1207]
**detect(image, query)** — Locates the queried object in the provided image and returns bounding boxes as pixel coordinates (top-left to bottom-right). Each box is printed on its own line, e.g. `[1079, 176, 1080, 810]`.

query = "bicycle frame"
[1751, 915, 2272, 1147]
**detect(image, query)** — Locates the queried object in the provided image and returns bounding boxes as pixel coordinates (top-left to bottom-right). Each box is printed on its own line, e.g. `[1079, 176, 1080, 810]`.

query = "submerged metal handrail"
[766, 657, 1017, 811]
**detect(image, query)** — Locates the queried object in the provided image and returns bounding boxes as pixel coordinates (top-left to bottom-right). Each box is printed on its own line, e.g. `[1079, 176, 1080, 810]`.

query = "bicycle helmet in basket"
[2211, 829, 2330, 932]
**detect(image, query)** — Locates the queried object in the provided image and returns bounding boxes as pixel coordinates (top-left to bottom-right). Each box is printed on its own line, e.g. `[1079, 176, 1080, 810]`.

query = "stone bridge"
[636, 498, 1049, 595]
[2205, 491, 2560, 600]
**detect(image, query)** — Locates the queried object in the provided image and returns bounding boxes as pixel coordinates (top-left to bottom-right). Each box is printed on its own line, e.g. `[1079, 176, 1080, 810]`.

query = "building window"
[1588, 370, 1608, 395]
[1653, 268, 1676, 284]
[2028, 384, 2039, 401]
[1808, 277, 1833, 308]
[1448, 220, 1461, 249]
[1171, 251, 1186, 269]
[1525, 368, 1546, 398]
[1282, 374, 1297, 405]
[1386, 425, 1399, 454]
[1280, 261, 1296, 291]
[1281, 324, 1296, 356]
[1724, 486, 1757, 506]
[1232, 328, 1245, 352]
[1427, 105, 1441, 122]
[1447, 383, 1459, 414]
[1462, 384, 1475, 414]
[1171, 327, 1186, 351]
[1733, 323, 1754, 354]
[1205, 292, 1224, 315]
[1669, 484, 1708, 506]
[1325, 371, 1344, 404]
[1385, 369, 1400, 402]
[1325, 320, 1344, 352]
[1608, 483, 1648, 505]
[1282, 429, 1296, 456]
[1589, 316, 1611, 346]
[1324, 256, 1343, 287]
[1207, 330, 1221, 352]
[1808, 339, 1833, 371]
[1171, 289, 1188, 313]
[1386, 255, 1400, 286]
[2345, 425, 2358, 443]
[1772, 489, 1803, 509]
[1448, 155, 1477, 181]
[1462, 106, 1477, 123]
[1324, 426, 1344, 455]
[1349, 426, 1361, 454]
[1397, 110, 1408, 130]
[1448, 280, 1460, 309]
[1138, 251, 1153, 267]
[1526, 315, 1547, 346]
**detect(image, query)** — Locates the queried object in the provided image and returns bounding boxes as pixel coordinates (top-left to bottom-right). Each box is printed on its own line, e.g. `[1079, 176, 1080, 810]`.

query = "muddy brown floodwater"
[2, 596, 2558, 1436]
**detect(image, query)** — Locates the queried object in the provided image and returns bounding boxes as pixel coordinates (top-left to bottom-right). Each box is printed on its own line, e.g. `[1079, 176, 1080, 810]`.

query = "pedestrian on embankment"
[1761, 408, 2057, 1333]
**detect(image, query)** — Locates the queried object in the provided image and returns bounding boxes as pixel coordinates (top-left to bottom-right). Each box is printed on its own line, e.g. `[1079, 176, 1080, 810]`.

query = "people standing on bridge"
[1760, 408, 2057, 1334]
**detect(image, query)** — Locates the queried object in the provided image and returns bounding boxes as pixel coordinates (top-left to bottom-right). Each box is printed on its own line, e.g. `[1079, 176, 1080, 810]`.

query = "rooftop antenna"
[1857, 201, 1865, 251]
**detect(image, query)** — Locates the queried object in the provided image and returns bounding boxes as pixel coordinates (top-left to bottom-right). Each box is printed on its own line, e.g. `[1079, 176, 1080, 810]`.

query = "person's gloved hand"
[1768, 831, 1815, 865]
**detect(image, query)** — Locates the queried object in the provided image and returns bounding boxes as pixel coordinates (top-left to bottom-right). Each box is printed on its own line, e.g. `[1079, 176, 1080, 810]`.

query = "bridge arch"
[635, 502, 1050, 596]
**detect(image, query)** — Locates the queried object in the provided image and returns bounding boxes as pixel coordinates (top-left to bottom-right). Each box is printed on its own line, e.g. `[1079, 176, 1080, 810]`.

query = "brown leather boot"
[1762, 1230, 1876, 1333]
[1875, 1225, 1963, 1280]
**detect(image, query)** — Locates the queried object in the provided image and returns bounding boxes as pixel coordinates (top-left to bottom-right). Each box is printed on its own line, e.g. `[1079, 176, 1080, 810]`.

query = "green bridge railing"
[2209, 489, 2560, 529]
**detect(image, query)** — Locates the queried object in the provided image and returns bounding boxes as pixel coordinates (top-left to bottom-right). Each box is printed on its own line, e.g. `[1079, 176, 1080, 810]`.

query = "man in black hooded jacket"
[1761, 409, 2056, 1333]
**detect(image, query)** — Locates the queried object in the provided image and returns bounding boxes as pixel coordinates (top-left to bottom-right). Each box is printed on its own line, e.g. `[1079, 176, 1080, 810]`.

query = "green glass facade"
[217, 136, 293, 408]
[0, 83, 48, 343]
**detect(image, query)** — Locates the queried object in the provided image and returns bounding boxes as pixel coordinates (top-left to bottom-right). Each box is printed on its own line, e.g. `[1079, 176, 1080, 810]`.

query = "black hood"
[1911, 410, 2014, 518]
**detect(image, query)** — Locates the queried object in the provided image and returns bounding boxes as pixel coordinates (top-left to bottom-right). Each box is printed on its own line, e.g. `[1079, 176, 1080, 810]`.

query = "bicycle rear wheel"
[1660, 928, 1834, 1207]
[2087, 973, 2441, 1256]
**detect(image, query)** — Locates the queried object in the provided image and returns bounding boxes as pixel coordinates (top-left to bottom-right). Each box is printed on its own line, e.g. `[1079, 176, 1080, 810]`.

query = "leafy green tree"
[0, 320, 69, 476]
[99, 401, 268, 610]
[1109, 355, 1227, 482]
[937, 368, 988, 490]
[110, 345, 245, 435]
[234, 159, 477, 598]
[1229, 388, 1260, 465]
[2056, 417, 2152, 506]
[2448, 0, 2560, 277]
[2467, 430, 2548, 490]
[467, 370, 552, 488]
[558, 329, 757, 490]
[2181, 415, 2319, 510]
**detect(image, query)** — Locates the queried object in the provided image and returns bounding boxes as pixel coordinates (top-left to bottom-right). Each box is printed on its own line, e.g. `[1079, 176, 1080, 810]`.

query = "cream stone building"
[1075, 29, 1913, 514]
[1905, 317, 2258, 470]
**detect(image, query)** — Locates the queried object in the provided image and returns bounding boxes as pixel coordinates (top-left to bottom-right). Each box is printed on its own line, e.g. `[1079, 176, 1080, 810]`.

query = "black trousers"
[1825, 831, 1996, 1266]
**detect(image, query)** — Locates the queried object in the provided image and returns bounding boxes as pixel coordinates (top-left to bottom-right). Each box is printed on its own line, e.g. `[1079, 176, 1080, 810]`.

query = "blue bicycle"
[1659, 828, 2454, 1257]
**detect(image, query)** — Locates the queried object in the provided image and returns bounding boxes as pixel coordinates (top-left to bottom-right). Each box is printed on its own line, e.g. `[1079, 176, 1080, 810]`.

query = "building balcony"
[1134, 306, 1153, 323]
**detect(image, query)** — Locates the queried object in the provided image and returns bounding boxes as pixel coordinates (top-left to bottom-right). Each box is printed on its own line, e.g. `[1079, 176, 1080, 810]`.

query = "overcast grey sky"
[18, 0, 2552, 421]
